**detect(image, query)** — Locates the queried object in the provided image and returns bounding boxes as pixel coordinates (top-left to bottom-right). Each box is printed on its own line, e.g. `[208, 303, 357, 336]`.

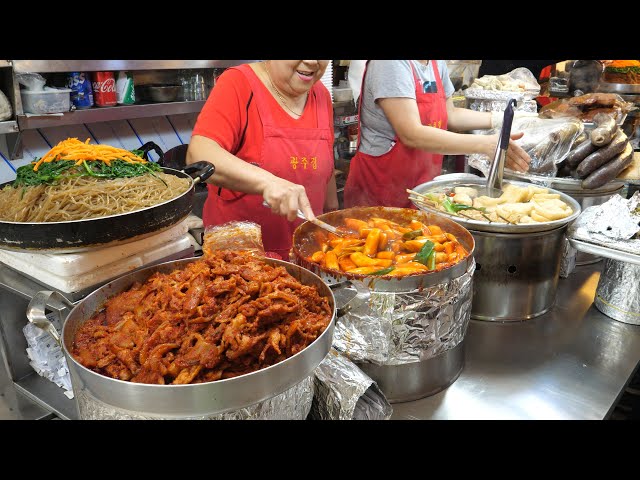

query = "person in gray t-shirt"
[344, 60, 531, 208]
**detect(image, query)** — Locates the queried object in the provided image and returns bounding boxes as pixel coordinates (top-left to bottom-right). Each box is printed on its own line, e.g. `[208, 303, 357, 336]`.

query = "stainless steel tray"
[569, 238, 640, 266]
[597, 82, 640, 95]
[504, 170, 625, 194]
[411, 176, 581, 234]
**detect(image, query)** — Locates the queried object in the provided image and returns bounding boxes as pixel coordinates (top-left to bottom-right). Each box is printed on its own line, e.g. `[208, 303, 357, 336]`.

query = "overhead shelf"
[0, 120, 18, 134]
[17, 101, 206, 130]
[12, 60, 255, 73]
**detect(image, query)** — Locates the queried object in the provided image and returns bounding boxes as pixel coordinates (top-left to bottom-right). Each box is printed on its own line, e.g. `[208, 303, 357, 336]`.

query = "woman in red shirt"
[187, 60, 337, 258]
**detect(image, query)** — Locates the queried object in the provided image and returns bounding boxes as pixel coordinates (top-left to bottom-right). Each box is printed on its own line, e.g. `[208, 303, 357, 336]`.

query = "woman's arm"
[378, 97, 531, 172]
[324, 170, 339, 212]
[445, 98, 492, 132]
[187, 135, 315, 221]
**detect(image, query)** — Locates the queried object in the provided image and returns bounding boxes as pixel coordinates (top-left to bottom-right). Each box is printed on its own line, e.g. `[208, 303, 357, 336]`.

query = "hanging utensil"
[485, 98, 518, 198]
[262, 200, 342, 236]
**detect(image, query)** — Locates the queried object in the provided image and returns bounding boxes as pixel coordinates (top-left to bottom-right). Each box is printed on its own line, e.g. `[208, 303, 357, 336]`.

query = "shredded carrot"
[32, 137, 148, 171]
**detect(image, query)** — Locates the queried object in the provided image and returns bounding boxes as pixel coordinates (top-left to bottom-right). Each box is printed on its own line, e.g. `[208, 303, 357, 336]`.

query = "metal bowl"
[411, 176, 582, 234]
[291, 206, 475, 293]
[147, 85, 181, 103]
[28, 256, 335, 418]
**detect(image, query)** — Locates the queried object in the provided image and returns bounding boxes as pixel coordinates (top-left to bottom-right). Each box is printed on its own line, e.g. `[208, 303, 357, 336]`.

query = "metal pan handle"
[138, 141, 165, 163]
[184, 161, 215, 184]
[26, 291, 74, 347]
[330, 280, 370, 318]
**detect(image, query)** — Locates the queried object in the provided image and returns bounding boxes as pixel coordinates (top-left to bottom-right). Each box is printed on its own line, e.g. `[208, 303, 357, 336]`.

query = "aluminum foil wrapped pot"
[75, 375, 314, 420]
[26, 257, 335, 419]
[411, 176, 581, 321]
[292, 207, 475, 403]
[594, 258, 640, 325]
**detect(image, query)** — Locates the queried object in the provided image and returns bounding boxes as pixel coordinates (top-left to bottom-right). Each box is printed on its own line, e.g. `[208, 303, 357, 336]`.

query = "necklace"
[263, 62, 307, 117]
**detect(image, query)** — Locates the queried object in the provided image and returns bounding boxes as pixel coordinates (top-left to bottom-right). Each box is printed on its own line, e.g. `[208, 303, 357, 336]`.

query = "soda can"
[92, 71, 117, 107]
[115, 71, 135, 105]
[67, 72, 94, 109]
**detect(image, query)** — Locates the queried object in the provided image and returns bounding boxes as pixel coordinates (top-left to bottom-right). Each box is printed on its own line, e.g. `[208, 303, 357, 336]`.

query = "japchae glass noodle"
[0, 173, 190, 222]
[0, 137, 191, 223]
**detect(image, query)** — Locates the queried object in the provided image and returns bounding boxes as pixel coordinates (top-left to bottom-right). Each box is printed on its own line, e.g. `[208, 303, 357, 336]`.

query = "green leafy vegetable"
[414, 240, 435, 266]
[442, 196, 486, 214]
[13, 158, 163, 187]
[372, 266, 395, 275]
[402, 229, 423, 240]
[427, 250, 436, 270]
[442, 197, 458, 213]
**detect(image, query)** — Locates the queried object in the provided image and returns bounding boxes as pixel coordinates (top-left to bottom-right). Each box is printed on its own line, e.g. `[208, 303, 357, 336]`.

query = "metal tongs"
[262, 200, 341, 235]
[485, 98, 517, 198]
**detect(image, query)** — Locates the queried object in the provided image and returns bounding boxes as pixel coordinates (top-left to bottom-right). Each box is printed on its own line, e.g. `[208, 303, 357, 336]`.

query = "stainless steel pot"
[412, 176, 581, 321]
[26, 257, 336, 419]
[412, 176, 582, 234]
[291, 207, 476, 402]
[470, 225, 567, 321]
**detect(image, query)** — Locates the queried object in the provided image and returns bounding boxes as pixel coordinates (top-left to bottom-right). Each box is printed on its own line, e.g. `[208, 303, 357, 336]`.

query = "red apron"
[344, 60, 448, 208]
[202, 64, 333, 259]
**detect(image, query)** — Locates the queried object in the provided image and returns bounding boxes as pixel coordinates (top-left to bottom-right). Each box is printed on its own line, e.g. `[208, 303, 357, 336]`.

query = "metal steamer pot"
[26, 257, 336, 419]
[0, 141, 215, 252]
[412, 177, 582, 322]
[505, 171, 624, 265]
[292, 207, 476, 402]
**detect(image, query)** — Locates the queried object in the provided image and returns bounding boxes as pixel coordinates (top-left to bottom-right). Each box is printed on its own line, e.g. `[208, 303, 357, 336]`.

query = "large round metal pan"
[411, 176, 581, 234]
[0, 161, 214, 253]
[291, 206, 475, 293]
[45, 256, 335, 417]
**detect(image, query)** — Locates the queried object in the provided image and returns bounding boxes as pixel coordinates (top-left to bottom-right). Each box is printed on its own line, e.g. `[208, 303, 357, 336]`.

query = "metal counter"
[1, 263, 639, 420]
[392, 263, 640, 420]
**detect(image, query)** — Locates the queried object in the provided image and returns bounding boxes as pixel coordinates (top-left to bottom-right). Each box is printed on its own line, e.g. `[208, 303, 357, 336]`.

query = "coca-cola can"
[92, 71, 117, 107]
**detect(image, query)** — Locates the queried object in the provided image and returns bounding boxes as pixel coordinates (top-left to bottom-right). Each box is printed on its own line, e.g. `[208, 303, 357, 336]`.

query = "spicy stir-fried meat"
[71, 251, 332, 385]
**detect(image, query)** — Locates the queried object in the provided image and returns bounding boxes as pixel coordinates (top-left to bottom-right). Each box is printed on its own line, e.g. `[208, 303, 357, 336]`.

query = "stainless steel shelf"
[569, 238, 640, 266]
[17, 101, 206, 130]
[12, 60, 254, 73]
[0, 120, 18, 134]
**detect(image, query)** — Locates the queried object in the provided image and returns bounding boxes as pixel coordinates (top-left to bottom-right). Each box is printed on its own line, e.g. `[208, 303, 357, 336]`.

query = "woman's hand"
[263, 177, 315, 222]
[485, 132, 531, 173]
[505, 132, 531, 173]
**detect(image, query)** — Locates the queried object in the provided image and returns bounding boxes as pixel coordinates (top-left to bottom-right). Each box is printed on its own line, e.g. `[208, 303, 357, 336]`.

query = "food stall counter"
[392, 263, 640, 420]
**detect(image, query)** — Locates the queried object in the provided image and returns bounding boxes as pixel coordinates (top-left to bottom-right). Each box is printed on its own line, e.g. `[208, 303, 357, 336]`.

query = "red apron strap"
[234, 63, 276, 127]
[430, 60, 445, 100]
[354, 60, 370, 150]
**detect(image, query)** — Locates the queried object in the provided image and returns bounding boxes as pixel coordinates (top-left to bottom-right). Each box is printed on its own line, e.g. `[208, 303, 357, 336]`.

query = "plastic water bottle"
[116, 71, 135, 105]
